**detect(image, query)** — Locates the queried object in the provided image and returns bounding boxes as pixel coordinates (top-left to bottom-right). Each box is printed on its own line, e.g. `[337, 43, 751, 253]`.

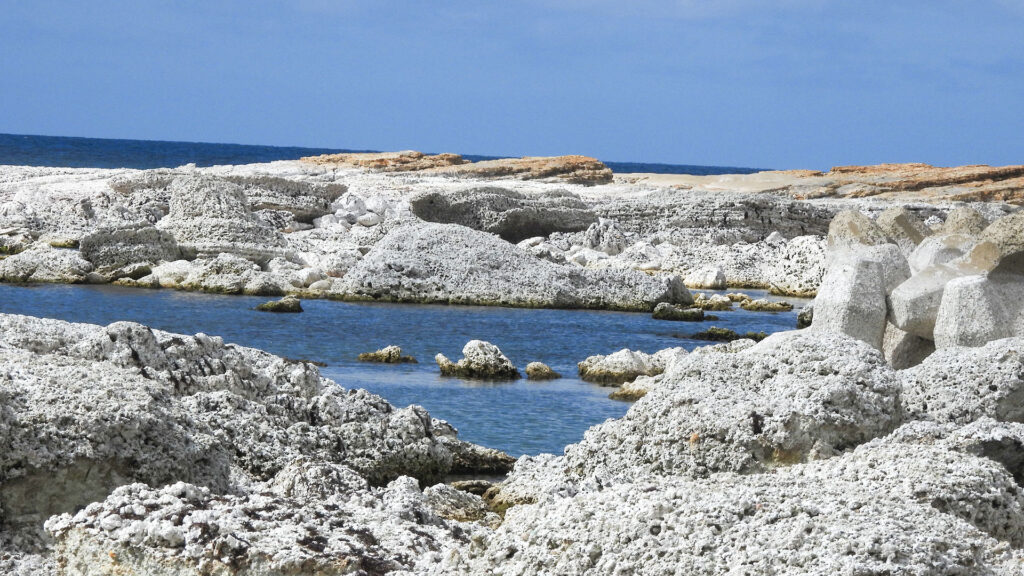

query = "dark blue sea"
[0, 132, 763, 175]
[0, 284, 805, 457]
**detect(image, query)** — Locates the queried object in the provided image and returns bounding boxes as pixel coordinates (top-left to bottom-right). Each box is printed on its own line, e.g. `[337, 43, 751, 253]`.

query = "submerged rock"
[651, 302, 704, 321]
[577, 348, 685, 385]
[436, 340, 519, 379]
[691, 326, 768, 342]
[357, 345, 417, 363]
[739, 298, 793, 312]
[525, 361, 561, 380]
[255, 295, 303, 313]
[691, 292, 733, 311]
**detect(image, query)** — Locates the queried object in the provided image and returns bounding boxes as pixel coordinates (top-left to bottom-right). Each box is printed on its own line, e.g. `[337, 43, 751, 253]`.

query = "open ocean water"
[0, 132, 764, 175]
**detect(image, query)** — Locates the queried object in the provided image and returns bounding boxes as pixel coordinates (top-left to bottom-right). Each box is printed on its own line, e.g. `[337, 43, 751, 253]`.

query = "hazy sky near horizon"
[2, 1, 1022, 169]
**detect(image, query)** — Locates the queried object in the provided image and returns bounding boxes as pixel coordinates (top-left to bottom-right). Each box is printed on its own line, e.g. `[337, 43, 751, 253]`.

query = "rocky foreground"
[1, 153, 1018, 308]
[1, 153, 1023, 575]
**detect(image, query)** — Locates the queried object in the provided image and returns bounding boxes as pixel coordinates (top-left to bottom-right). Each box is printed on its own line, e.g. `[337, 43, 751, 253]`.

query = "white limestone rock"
[47, 472, 485, 576]
[583, 217, 628, 256]
[901, 337, 1024, 424]
[563, 331, 901, 485]
[683, 266, 727, 289]
[980, 210, 1024, 259]
[155, 175, 288, 264]
[934, 274, 1024, 348]
[875, 205, 930, 254]
[456, 436, 1024, 575]
[339, 222, 690, 311]
[908, 233, 977, 274]
[767, 234, 827, 297]
[577, 347, 685, 386]
[78, 224, 181, 280]
[408, 186, 597, 243]
[435, 340, 519, 379]
[0, 244, 94, 283]
[941, 206, 988, 235]
[889, 241, 1002, 339]
[882, 321, 935, 369]
[811, 252, 889, 349]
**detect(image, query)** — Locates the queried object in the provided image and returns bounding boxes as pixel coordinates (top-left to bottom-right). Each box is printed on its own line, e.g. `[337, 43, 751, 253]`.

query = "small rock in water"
[436, 340, 519, 379]
[740, 298, 794, 312]
[726, 292, 752, 302]
[691, 326, 768, 342]
[652, 302, 705, 322]
[692, 293, 733, 311]
[525, 362, 561, 380]
[357, 345, 417, 364]
[255, 295, 303, 313]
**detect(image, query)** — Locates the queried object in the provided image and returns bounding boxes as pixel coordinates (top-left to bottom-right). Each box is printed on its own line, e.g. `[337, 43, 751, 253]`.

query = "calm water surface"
[0, 283, 806, 456]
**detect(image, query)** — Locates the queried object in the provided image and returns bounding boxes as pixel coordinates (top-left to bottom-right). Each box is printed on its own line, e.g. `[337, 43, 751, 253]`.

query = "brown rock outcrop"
[301, 150, 468, 171]
[424, 155, 614, 185]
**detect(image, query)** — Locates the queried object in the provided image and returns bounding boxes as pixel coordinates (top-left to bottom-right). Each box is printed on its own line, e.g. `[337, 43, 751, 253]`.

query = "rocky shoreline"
[1, 155, 1016, 309]
[1, 154, 1023, 575]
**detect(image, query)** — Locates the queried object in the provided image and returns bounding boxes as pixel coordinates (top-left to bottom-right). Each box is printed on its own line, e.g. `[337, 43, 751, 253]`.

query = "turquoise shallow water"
[0, 283, 806, 456]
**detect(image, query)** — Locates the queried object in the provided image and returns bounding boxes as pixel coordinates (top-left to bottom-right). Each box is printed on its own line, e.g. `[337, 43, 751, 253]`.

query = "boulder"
[338, 222, 691, 311]
[357, 345, 417, 363]
[875, 205, 930, 253]
[908, 233, 977, 274]
[254, 295, 303, 313]
[155, 175, 287, 264]
[691, 292, 733, 310]
[933, 275, 1024, 348]
[882, 321, 935, 369]
[739, 298, 793, 312]
[826, 209, 890, 251]
[525, 361, 560, 380]
[564, 331, 900, 484]
[78, 224, 181, 280]
[578, 349, 658, 385]
[980, 210, 1024, 259]
[435, 340, 519, 379]
[683, 266, 727, 289]
[651, 302, 704, 321]
[408, 186, 597, 243]
[901, 337, 1024, 424]
[889, 242, 1001, 339]
[941, 206, 988, 235]
[0, 244, 94, 283]
[811, 254, 888, 349]
[797, 304, 814, 328]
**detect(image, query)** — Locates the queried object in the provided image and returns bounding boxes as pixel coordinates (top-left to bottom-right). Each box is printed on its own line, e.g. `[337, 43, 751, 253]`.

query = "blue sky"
[2, 0, 1022, 169]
